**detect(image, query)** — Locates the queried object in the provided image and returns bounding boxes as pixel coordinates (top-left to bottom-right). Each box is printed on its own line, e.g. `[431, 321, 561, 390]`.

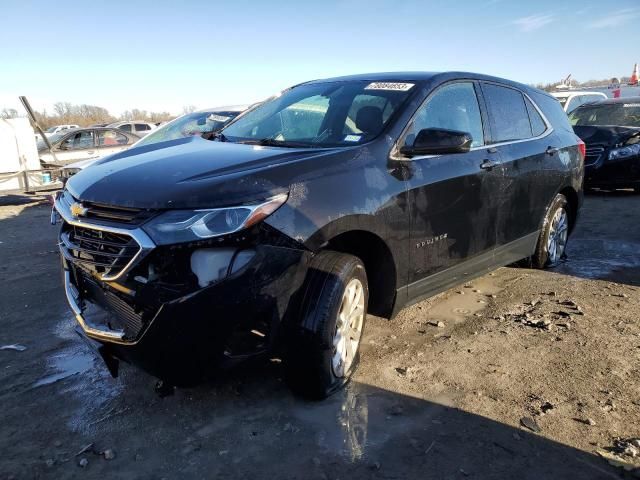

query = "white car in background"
[551, 91, 607, 113]
[59, 105, 249, 182]
[38, 127, 140, 184]
[108, 121, 157, 137]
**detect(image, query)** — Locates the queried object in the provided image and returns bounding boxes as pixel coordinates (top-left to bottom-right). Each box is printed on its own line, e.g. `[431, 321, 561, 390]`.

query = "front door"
[46, 130, 97, 166]
[400, 81, 503, 297]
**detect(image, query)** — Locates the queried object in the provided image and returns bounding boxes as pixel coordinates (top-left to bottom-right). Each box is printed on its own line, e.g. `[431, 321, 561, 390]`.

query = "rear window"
[482, 83, 532, 142]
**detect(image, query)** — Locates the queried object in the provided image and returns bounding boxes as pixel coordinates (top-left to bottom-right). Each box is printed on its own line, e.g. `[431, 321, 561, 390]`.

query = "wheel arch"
[558, 185, 579, 233]
[324, 229, 397, 319]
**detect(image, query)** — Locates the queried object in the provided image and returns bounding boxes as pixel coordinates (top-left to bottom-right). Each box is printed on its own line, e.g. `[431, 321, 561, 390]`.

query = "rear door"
[95, 129, 132, 157]
[480, 82, 555, 252]
[402, 81, 503, 294]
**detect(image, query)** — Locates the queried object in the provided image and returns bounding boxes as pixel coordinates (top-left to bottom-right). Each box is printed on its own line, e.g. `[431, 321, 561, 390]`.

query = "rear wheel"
[532, 194, 570, 269]
[285, 251, 368, 399]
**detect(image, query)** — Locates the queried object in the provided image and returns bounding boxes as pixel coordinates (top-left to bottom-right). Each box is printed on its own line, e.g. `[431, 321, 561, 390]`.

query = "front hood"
[66, 136, 347, 209]
[573, 125, 640, 147]
[64, 157, 100, 170]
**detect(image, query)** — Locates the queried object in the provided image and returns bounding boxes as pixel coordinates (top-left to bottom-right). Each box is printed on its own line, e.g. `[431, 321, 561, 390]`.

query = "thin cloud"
[512, 13, 555, 32]
[587, 8, 640, 29]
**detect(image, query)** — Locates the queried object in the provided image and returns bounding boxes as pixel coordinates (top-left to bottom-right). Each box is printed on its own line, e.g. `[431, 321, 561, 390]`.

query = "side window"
[482, 83, 532, 142]
[97, 130, 129, 146]
[60, 131, 94, 150]
[524, 97, 547, 137]
[118, 124, 132, 133]
[135, 123, 151, 131]
[343, 94, 393, 135]
[404, 82, 485, 148]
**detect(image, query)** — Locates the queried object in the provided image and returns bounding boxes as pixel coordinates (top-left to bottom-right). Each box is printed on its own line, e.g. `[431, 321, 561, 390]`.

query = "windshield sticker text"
[344, 135, 362, 142]
[365, 82, 415, 91]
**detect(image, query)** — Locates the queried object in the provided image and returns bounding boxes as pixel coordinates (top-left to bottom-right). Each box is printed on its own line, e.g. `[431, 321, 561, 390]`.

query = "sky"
[1, 0, 638, 116]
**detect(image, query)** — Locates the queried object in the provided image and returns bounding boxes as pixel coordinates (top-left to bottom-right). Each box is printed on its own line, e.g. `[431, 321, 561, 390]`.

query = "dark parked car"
[53, 72, 584, 398]
[570, 96, 640, 192]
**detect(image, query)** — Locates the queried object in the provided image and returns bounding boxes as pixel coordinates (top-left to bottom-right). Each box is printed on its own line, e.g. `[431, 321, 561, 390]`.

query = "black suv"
[54, 72, 584, 398]
[570, 96, 640, 192]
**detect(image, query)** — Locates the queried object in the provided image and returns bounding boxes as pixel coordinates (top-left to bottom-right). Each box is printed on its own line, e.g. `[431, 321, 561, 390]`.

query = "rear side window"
[118, 124, 132, 133]
[135, 123, 151, 131]
[97, 130, 129, 146]
[482, 83, 532, 142]
[524, 97, 547, 137]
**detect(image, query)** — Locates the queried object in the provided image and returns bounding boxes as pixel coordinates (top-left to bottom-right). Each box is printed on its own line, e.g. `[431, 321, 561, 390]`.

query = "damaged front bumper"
[54, 193, 310, 386]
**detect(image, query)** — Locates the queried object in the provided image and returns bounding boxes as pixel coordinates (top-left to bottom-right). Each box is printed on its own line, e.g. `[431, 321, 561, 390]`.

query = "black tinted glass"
[483, 84, 532, 142]
[525, 97, 547, 137]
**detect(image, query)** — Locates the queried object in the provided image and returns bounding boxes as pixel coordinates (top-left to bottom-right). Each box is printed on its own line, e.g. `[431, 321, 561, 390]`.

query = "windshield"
[569, 102, 640, 127]
[37, 132, 65, 149]
[134, 110, 241, 147]
[221, 80, 416, 147]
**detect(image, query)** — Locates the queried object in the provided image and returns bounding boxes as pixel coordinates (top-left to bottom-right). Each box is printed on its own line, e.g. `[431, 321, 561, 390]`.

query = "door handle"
[546, 146, 559, 156]
[480, 159, 498, 170]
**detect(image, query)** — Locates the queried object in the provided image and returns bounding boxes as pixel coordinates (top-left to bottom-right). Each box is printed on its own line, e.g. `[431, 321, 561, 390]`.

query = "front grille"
[80, 201, 155, 225]
[59, 191, 155, 226]
[60, 223, 140, 279]
[585, 146, 605, 167]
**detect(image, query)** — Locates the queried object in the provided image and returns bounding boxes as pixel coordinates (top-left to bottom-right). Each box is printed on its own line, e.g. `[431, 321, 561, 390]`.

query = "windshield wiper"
[235, 137, 311, 148]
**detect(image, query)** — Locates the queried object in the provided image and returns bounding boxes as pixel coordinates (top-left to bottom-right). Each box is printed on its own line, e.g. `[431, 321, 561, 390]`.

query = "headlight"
[62, 168, 80, 178]
[609, 143, 640, 160]
[142, 193, 288, 245]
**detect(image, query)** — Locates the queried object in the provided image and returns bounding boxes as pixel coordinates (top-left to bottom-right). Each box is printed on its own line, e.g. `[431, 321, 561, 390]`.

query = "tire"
[532, 193, 570, 269]
[284, 251, 368, 399]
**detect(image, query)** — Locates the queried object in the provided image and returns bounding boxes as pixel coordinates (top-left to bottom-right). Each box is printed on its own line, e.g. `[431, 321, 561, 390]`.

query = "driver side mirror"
[400, 128, 473, 157]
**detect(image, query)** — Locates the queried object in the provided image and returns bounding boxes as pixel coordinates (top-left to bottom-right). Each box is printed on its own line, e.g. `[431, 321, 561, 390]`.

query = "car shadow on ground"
[36, 348, 626, 480]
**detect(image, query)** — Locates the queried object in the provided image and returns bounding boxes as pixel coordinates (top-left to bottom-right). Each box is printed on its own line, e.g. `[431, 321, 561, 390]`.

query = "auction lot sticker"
[365, 82, 414, 91]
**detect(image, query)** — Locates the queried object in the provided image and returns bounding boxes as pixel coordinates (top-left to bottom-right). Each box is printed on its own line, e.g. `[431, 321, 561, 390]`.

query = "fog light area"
[190, 248, 256, 288]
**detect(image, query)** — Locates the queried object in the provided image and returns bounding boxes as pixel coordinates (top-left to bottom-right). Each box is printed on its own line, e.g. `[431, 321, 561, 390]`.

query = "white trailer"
[0, 117, 61, 193]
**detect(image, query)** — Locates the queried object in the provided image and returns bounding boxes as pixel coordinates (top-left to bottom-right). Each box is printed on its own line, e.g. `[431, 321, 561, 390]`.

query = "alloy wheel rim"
[332, 278, 365, 378]
[547, 207, 568, 264]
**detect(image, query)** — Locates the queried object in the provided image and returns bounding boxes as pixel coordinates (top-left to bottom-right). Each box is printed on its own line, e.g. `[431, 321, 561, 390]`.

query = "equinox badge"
[70, 202, 88, 218]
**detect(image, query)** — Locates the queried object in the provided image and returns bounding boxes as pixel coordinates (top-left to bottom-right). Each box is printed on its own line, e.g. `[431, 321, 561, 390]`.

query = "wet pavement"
[1, 193, 639, 479]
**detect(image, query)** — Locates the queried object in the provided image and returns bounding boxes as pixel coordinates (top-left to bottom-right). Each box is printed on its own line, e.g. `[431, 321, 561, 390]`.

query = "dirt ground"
[1, 191, 639, 480]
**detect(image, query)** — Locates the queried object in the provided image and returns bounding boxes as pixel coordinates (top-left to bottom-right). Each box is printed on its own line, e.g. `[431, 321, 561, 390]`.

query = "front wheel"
[284, 251, 368, 399]
[532, 193, 570, 269]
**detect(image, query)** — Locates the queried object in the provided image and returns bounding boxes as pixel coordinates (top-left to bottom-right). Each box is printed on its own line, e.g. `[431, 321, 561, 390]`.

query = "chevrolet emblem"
[70, 202, 88, 218]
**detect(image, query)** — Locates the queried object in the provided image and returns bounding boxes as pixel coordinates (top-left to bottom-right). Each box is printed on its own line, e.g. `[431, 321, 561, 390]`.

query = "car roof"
[300, 71, 550, 97]
[550, 91, 608, 98]
[196, 105, 249, 113]
[595, 95, 640, 105]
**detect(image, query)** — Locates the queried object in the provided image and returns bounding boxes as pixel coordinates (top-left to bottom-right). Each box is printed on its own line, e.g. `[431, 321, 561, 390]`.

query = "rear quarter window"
[529, 91, 573, 133]
[524, 97, 547, 137]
